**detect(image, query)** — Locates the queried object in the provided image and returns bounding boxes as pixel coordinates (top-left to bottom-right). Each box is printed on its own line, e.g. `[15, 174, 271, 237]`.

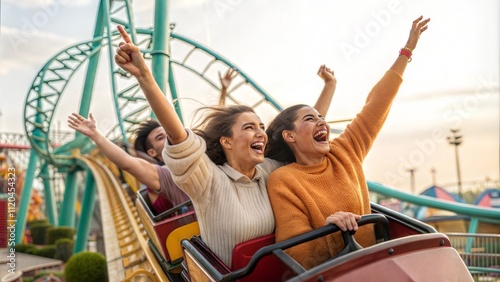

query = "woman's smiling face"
[223, 111, 268, 172]
[287, 106, 330, 163]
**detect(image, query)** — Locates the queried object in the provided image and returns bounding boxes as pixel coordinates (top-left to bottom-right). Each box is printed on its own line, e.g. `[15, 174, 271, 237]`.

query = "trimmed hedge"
[28, 219, 49, 227]
[30, 222, 53, 245]
[35, 245, 56, 259]
[47, 227, 75, 245]
[14, 243, 37, 253]
[55, 238, 74, 262]
[64, 252, 108, 282]
[25, 247, 38, 254]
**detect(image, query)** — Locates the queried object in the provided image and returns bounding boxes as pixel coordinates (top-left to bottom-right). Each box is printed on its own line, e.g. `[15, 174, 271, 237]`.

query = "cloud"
[175, 0, 206, 9]
[0, 26, 75, 74]
[133, 0, 206, 14]
[4, 0, 89, 9]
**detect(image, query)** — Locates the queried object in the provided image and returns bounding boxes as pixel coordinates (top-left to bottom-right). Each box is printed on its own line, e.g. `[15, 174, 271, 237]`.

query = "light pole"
[430, 167, 436, 186]
[447, 129, 463, 198]
[407, 168, 416, 194]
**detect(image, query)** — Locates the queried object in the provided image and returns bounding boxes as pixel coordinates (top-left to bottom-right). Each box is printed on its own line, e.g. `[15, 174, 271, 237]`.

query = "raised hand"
[114, 26, 186, 144]
[115, 25, 147, 78]
[317, 64, 336, 84]
[405, 16, 431, 51]
[68, 113, 98, 138]
[217, 68, 239, 106]
[313, 64, 337, 116]
[219, 68, 238, 90]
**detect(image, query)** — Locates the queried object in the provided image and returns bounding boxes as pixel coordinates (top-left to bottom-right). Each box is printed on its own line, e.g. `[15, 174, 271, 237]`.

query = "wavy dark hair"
[133, 119, 161, 154]
[192, 105, 256, 165]
[265, 104, 308, 163]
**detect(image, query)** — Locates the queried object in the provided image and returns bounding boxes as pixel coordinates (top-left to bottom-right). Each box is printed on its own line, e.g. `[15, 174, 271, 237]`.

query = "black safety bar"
[182, 214, 389, 282]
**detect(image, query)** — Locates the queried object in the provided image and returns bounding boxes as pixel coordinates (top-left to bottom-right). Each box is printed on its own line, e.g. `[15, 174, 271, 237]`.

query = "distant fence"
[442, 180, 500, 194]
[446, 233, 500, 280]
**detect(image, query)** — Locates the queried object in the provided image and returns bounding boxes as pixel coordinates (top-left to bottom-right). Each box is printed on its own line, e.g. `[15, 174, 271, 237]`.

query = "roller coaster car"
[180, 203, 473, 282]
[136, 189, 199, 273]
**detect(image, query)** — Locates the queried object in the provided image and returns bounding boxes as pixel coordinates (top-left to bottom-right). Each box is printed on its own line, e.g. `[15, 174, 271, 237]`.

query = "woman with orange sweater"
[265, 16, 430, 269]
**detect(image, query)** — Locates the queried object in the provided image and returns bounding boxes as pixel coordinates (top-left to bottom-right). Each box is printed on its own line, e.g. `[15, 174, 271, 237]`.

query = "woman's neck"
[294, 153, 325, 166]
[227, 160, 257, 179]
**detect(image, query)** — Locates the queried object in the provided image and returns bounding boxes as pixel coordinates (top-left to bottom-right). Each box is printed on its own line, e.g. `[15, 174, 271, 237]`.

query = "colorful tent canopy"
[419, 186, 464, 203]
[415, 186, 464, 219]
[474, 188, 500, 208]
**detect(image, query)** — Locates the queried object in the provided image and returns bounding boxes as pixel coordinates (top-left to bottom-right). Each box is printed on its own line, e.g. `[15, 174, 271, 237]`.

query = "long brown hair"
[192, 105, 256, 165]
[265, 104, 308, 163]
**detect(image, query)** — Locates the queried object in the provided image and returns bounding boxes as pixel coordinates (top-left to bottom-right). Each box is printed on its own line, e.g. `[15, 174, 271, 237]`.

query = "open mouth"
[313, 129, 328, 142]
[250, 141, 265, 154]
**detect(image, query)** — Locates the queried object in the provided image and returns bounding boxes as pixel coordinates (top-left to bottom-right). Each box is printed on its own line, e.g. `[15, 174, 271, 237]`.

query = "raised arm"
[114, 26, 187, 144]
[218, 68, 238, 106]
[333, 16, 430, 159]
[68, 113, 160, 190]
[389, 16, 430, 76]
[313, 64, 337, 117]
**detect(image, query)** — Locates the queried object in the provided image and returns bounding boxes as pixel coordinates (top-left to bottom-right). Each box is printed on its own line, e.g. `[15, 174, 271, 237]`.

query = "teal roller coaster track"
[16, 2, 500, 276]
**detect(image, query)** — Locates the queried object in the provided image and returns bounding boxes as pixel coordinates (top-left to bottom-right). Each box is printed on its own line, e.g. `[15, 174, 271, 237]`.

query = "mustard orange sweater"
[267, 70, 403, 269]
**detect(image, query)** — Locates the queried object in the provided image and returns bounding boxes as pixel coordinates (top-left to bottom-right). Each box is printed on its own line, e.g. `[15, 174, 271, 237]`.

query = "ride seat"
[136, 189, 197, 268]
[231, 234, 292, 282]
[181, 234, 293, 282]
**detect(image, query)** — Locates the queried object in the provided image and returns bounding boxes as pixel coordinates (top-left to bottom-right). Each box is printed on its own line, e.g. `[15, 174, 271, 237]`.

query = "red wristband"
[399, 48, 412, 62]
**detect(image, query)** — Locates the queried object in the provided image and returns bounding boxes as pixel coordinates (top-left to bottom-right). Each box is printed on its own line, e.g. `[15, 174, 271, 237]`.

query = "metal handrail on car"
[182, 214, 389, 282]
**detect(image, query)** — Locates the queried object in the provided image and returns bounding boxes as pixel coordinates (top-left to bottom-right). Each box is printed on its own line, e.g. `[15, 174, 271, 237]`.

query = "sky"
[1, 0, 499, 195]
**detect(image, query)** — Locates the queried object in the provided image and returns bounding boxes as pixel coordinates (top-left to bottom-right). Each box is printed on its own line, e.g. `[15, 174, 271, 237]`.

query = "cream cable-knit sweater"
[162, 129, 282, 266]
[268, 70, 403, 269]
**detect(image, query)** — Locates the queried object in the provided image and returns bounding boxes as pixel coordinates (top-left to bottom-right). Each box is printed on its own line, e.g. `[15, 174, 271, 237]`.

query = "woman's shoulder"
[267, 164, 303, 197]
[268, 162, 298, 178]
[163, 129, 206, 160]
[260, 158, 286, 172]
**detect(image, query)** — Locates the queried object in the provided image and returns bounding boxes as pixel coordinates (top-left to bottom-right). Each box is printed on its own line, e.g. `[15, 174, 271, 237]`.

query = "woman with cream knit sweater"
[114, 27, 337, 266]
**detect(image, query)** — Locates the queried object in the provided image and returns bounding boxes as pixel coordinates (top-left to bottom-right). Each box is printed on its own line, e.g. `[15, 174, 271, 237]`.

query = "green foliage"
[47, 227, 75, 245]
[14, 243, 37, 253]
[64, 252, 108, 282]
[30, 222, 53, 245]
[33, 270, 65, 279]
[461, 190, 478, 204]
[28, 219, 49, 227]
[55, 238, 74, 262]
[35, 245, 56, 258]
[25, 247, 38, 254]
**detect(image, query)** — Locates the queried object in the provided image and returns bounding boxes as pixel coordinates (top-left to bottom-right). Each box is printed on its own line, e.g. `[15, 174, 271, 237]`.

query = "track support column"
[74, 171, 96, 253]
[41, 163, 58, 226]
[15, 150, 38, 243]
[59, 171, 78, 227]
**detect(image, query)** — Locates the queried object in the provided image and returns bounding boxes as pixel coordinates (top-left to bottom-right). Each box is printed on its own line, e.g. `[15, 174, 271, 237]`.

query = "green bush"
[33, 270, 65, 279]
[64, 252, 108, 282]
[30, 223, 53, 245]
[47, 227, 75, 245]
[28, 219, 49, 227]
[55, 238, 74, 262]
[25, 247, 38, 254]
[35, 245, 56, 259]
[14, 243, 37, 253]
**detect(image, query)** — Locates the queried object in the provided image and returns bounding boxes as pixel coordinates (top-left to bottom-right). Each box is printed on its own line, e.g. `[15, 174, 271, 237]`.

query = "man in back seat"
[67, 69, 237, 214]
[68, 113, 189, 214]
